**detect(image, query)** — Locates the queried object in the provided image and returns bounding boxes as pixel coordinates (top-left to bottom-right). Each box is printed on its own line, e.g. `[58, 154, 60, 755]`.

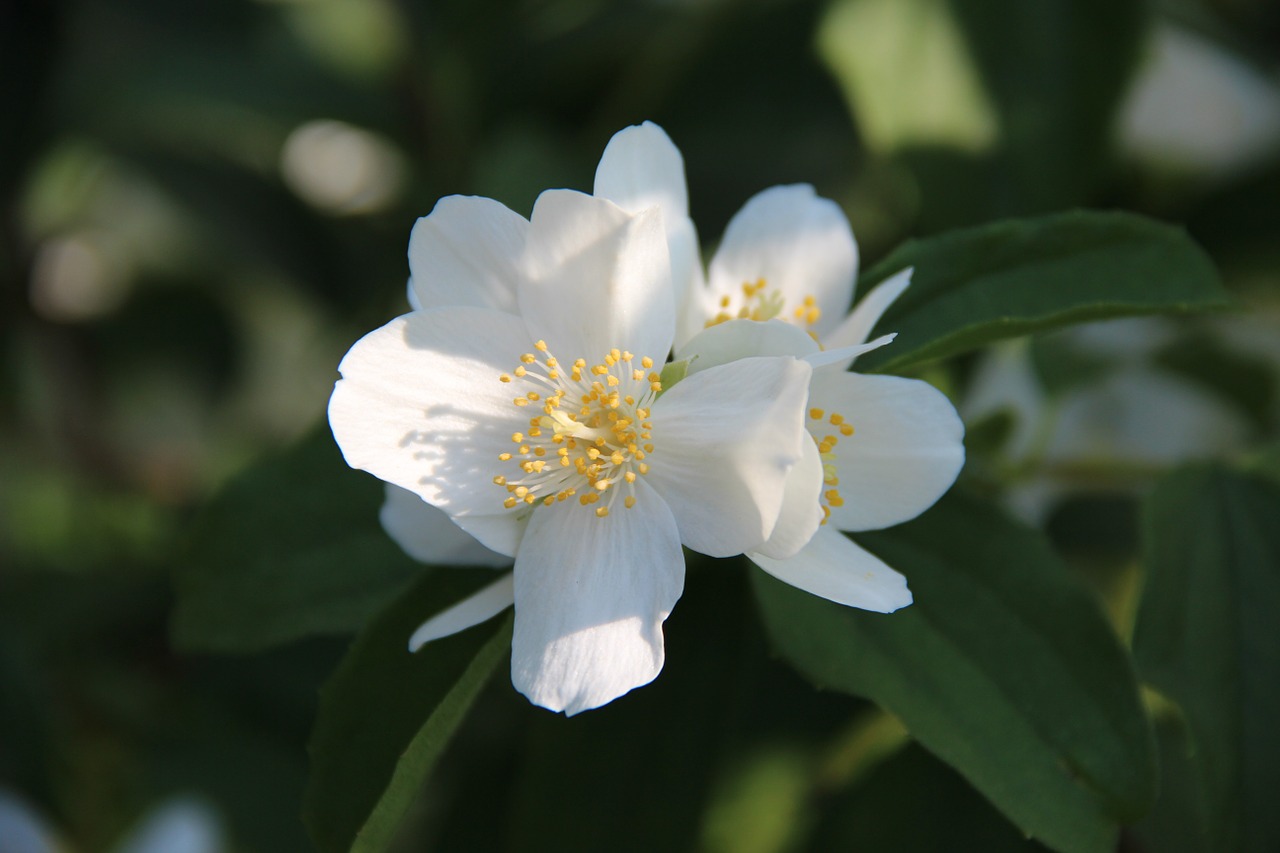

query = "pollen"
[492, 340, 660, 519]
[814, 408, 854, 523]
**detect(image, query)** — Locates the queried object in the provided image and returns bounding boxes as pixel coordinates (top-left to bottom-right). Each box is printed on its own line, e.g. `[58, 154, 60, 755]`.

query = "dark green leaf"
[856, 211, 1231, 373]
[805, 743, 1048, 852]
[1132, 465, 1280, 853]
[171, 427, 419, 653]
[304, 570, 512, 853]
[752, 492, 1156, 853]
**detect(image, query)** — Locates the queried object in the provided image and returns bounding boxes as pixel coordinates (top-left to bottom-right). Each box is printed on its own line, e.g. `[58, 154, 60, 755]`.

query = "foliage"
[3, 0, 1279, 851]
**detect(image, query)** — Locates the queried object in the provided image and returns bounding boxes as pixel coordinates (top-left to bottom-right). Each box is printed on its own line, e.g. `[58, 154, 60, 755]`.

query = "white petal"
[646, 356, 813, 557]
[808, 371, 964, 532]
[803, 332, 896, 369]
[408, 195, 528, 313]
[751, 437, 823, 560]
[593, 121, 689, 224]
[521, 189, 675, 362]
[677, 318, 820, 375]
[380, 485, 511, 567]
[511, 478, 683, 715]
[707, 185, 857, 338]
[591, 122, 703, 324]
[328, 307, 535, 553]
[408, 572, 515, 651]
[750, 526, 912, 613]
[823, 266, 913, 353]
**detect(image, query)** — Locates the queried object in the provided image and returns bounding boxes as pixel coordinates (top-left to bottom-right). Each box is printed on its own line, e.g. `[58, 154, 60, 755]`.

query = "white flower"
[329, 188, 816, 714]
[672, 194, 965, 613]
[593, 124, 964, 611]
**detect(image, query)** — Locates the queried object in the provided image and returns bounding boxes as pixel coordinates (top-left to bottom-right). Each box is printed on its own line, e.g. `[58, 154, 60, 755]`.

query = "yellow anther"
[632, 369, 645, 381]
[809, 408, 825, 420]
[545, 356, 558, 367]
[829, 413, 844, 425]
[518, 445, 530, 455]
[595, 506, 609, 518]
[512, 432, 523, 443]
[622, 351, 633, 361]
[840, 424, 854, 436]
[533, 447, 546, 457]
[500, 374, 512, 383]
[493, 475, 506, 485]
[543, 496, 555, 506]
[587, 448, 601, 459]
[595, 479, 610, 491]
[625, 496, 636, 508]
[498, 452, 512, 461]
[521, 353, 537, 364]
[534, 340, 548, 351]
[504, 497, 518, 508]
[802, 295, 816, 306]
[643, 444, 654, 453]
[719, 295, 731, 308]
[638, 463, 650, 474]
[513, 397, 528, 407]
[610, 451, 625, 465]
[528, 392, 540, 401]
[607, 375, 620, 387]
[514, 366, 527, 377]
[515, 486, 529, 498]
[650, 381, 662, 392]
[624, 472, 636, 483]
[641, 356, 654, 369]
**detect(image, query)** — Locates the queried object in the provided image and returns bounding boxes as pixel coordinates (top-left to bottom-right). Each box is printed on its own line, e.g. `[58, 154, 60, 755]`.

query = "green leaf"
[1132, 465, 1280, 853]
[855, 210, 1231, 373]
[818, 0, 1144, 230]
[752, 492, 1156, 853]
[805, 743, 1048, 852]
[304, 570, 512, 853]
[171, 427, 420, 653]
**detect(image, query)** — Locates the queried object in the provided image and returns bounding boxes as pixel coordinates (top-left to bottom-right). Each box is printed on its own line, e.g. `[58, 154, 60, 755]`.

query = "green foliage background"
[2, 0, 1278, 851]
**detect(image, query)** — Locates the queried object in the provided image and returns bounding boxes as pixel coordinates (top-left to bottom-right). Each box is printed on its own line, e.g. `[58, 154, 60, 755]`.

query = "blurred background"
[1, 0, 1278, 850]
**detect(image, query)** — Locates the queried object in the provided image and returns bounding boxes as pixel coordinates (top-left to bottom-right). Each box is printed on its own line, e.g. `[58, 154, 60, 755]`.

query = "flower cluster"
[328, 123, 964, 715]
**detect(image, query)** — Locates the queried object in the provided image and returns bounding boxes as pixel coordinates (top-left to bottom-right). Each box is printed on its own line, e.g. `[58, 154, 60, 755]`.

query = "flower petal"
[380, 485, 511, 567]
[593, 121, 689, 228]
[408, 572, 515, 651]
[591, 122, 704, 324]
[823, 266, 912, 354]
[808, 371, 964, 532]
[677, 317, 820, 374]
[520, 189, 675, 362]
[511, 478, 683, 715]
[802, 332, 896, 370]
[751, 436, 823, 560]
[646, 355, 813, 557]
[328, 307, 537, 554]
[750, 526, 912, 613]
[408, 195, 529, 313]
[707, 184, 857, 338]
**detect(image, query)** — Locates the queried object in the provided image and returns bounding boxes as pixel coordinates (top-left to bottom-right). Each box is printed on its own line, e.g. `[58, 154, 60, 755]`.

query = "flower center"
[494, 340, 659, 518]
[807, 406, 854, 524]
[706, 278, 821, 329]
